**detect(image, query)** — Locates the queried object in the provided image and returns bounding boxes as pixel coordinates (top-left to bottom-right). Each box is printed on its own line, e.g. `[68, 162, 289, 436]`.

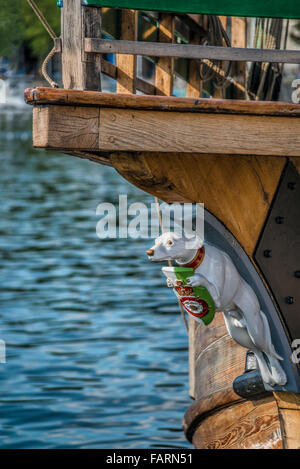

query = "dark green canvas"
[81, 0, 300, 19]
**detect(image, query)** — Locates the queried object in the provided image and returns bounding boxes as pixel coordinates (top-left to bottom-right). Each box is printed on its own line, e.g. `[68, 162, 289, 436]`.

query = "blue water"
[0, 90, 191, 448]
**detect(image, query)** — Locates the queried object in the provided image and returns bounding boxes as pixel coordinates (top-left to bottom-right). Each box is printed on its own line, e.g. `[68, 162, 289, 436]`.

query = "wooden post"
[61, 0, 102, 90]
[186, 30, 202, 98]
[155, 14, 175, 96]
[116, 10, 138, 94]
[231, 17, 247, 99]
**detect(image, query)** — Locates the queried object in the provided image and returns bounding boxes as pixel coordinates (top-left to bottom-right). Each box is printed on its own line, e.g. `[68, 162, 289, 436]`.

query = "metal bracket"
[254, 162, 300, 344]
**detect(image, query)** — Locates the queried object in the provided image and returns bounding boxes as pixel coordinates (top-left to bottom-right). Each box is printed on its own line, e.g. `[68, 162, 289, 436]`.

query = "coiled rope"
[26, 0, 59, 88]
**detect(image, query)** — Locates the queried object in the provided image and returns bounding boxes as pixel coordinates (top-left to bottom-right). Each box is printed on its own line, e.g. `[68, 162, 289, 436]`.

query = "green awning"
[81, 0, 300, 19]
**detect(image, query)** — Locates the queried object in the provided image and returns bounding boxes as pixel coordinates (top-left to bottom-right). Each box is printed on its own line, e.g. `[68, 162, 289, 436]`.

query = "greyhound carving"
[147, 232, 287, 387]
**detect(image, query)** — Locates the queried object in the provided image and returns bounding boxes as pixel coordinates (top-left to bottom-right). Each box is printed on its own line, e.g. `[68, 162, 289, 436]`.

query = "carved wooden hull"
[25, 88, 300, 449]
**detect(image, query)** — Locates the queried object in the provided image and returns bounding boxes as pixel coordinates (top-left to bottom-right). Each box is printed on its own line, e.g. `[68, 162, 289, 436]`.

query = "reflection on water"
[0, 91, 191, 448]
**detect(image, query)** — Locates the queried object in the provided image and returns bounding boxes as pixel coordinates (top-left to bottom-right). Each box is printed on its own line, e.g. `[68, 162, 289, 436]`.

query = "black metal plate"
[254, 162, 300, 342]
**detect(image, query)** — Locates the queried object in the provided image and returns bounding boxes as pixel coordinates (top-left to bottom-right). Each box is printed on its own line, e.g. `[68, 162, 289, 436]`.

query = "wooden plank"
[155, 14, 174, 96]
[274, 392, 300, 449]
[183, 388, 244, 442]
[116, 10, 138, 93]
[33, 106, 100, 150]
[186, 30, 202, 98]
[109, 152, 286, 255]
[99, 108, 300, 156]
[231, 17, 247, 99]
[82, 6, 102, 91]
[191, 397, 283, 449]
[61, 1, 102, 90]
[193, 312, 245, 400]
[25, 88, 300, 116]
[85, 38, 300, 64]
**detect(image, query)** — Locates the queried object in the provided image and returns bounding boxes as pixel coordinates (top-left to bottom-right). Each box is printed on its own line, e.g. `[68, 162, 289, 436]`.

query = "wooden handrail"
[85, 38, 300, 64]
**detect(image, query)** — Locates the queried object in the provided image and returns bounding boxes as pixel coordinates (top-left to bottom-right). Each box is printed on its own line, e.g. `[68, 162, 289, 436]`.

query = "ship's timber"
[25, 86, 300, 449]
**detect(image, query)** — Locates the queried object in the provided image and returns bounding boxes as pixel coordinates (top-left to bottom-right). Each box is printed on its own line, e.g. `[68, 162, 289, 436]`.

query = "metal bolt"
[294, 271, 300, 278]
[263, 249, 272, 258]
[275, 216, 284, 224]
[285, 296, 294, 305]
[288, 182, 296, 190]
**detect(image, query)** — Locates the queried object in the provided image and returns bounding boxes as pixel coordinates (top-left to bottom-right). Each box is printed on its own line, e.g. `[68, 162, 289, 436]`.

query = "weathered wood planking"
[85, 38, 300, 64]
[61, 1, 102, 90]
[155, 14, 175, 96]
[32, 104, 300, 157]
[191, 397, 283, 449]
[116, 10, 138, 94]
[25, 88, 300, 116]
[99, 108, 300, 156]
[33, 106, 100, 150]
[186, 30, 202, 98]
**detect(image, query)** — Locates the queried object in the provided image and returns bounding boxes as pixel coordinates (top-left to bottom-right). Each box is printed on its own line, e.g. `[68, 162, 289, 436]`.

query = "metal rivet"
[288, 182, 296, 190]
[275, 216, 284, 224]
[294, 271, 300, 278]
[285, 296, 294, 305]
[263, 249, 272, 258]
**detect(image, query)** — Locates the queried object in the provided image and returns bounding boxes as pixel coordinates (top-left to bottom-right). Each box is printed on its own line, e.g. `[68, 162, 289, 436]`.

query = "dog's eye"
[167, 240, 173, 246]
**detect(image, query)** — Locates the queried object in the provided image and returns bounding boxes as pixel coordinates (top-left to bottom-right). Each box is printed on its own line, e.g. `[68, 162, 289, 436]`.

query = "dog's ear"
[184, 234, 203, 250]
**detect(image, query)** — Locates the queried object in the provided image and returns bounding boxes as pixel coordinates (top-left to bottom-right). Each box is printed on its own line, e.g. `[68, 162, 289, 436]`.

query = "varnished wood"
[186, 30, 202, 98]
[25, 88, 300, 116]
[110, 152, 286, 256]
[274, 392, 300, 449]
[116, 10, 138, 93]
[155, 14, 174, 96]
[85, 37, 300, 64]
[192, 397, 282, 449]
[194, 313, 246, 400]
[183, 313, 283, 449]
[231, 17, 247, 100]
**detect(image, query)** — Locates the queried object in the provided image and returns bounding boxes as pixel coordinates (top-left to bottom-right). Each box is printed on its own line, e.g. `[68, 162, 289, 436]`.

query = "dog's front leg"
[187, 274, 221, 308]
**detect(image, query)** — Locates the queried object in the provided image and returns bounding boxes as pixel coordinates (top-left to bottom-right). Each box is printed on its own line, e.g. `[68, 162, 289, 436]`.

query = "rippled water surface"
[0, 87, 191, 449]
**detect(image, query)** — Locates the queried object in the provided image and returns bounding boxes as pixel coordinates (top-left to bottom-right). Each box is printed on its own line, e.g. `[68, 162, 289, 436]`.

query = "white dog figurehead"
[146, 232, 203, 264]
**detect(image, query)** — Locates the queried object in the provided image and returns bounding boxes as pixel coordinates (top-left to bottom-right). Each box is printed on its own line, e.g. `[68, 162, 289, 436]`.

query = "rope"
[154, 197, 189, 333]
[26, 0, 59, 88]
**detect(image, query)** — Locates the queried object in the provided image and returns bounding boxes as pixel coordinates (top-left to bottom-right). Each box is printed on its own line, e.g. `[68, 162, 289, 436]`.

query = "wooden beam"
[155, 14, 175, 96]
[116, 9, 138, 93]
[84, 38, 300, 64]
[231, 17, 247, 99]
[24, 88, 300, 116]
[186, 30, 202, 98]
[61, 1, 102, 90]
[32, 104, 300, 157]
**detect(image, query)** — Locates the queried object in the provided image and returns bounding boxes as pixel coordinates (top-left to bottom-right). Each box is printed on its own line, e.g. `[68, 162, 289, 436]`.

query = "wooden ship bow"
[25, 1, 300, 449]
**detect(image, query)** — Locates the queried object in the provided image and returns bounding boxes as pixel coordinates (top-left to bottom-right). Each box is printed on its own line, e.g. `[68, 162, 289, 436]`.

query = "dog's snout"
[146, 249, 154, 257]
